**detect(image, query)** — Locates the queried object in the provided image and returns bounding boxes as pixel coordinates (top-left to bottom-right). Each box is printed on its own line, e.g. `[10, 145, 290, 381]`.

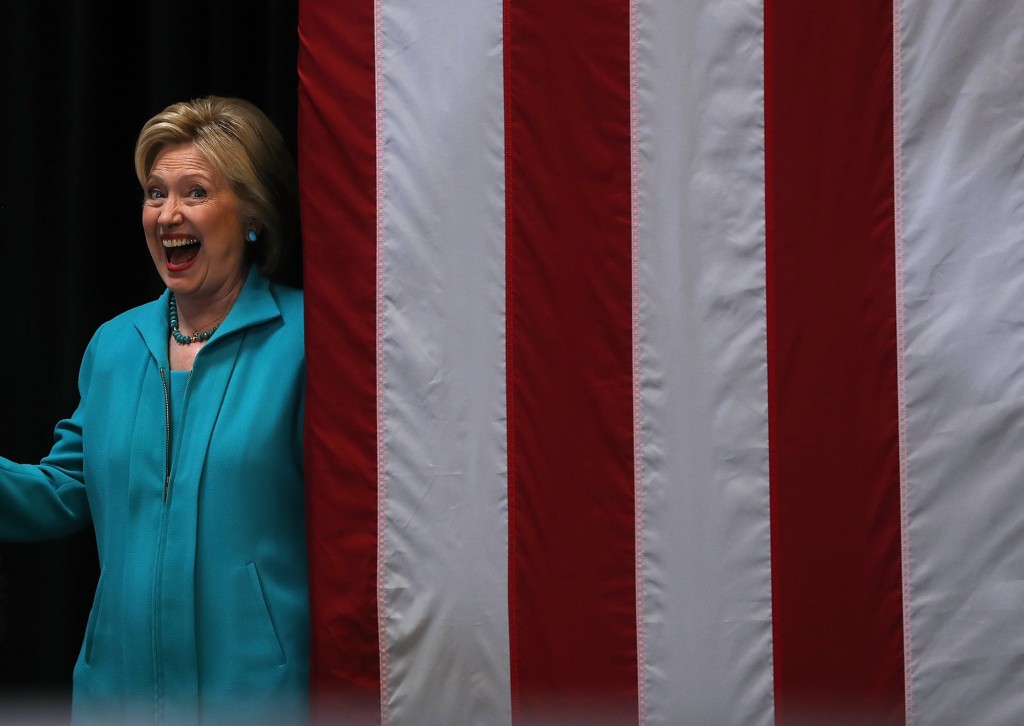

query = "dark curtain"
[0, 0, 300, 713]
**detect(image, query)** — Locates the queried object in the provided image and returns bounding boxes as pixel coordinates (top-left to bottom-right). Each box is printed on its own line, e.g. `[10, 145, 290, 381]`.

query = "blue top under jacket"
[0, 268, 309, 725]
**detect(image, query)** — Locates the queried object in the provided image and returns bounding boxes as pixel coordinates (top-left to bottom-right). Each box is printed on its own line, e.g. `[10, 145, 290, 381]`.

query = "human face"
[142, 143, 248, 301]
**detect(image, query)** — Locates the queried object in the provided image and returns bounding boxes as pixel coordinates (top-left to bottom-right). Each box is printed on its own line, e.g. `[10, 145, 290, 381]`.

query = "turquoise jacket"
[0, 269, 309, 725]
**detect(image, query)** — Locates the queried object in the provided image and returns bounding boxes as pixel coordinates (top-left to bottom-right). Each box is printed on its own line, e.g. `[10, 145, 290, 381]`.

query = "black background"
[0, 0, 300, 713]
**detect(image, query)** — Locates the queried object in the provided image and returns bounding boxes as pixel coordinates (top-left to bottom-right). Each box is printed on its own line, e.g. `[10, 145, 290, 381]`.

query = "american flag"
[298, 0, 1024, 723]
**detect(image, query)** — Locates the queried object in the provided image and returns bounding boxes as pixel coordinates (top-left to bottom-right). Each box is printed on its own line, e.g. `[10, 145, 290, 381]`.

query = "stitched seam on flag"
[502, 0, 521, 721]
[891, 1, 914, 723]
[374, 0, 391, 722]
[761, 0, 781, 713]
[628, 0, 648, 723]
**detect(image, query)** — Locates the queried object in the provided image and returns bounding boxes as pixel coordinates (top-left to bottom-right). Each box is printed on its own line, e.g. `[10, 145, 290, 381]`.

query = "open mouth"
[163, 237, 201, 269]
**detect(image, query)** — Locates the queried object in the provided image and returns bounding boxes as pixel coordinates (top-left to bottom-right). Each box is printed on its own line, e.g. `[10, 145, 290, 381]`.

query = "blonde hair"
[134, 96, 298, 275]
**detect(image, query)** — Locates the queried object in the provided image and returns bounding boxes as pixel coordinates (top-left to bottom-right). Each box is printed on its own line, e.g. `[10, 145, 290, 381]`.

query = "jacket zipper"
[155, 364, 195, 721]
[159, 368, 171, 501]
[155, 367, 172, 720]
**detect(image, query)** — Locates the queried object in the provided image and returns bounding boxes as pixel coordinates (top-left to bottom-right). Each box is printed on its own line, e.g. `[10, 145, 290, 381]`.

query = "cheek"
[142, 207, 159, 233]
[213, 216, 246, 256]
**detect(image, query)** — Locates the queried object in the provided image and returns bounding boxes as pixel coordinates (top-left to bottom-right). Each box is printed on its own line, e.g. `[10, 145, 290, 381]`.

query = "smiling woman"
[0, 97, 308, 725]
[144, 144, 248, 312]
[133, 97, 302, 395]
[0, 2, 301, 716]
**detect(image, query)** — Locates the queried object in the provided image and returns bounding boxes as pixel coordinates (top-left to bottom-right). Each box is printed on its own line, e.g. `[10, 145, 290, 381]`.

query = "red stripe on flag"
[504, 0, 638, 722]
[765, 1, 905, 723]
[299, 0, 381, 721]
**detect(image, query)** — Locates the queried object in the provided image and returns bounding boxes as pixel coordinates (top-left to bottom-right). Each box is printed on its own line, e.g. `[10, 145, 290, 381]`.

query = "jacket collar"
[134, 266, 280, 367]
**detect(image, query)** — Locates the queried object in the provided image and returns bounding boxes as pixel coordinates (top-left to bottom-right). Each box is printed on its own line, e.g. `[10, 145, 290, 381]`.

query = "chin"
[161, 272, 200, 297]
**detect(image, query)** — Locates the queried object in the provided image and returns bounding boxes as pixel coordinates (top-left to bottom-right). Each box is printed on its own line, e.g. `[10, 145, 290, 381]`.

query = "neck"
[173, 274, 247, 336]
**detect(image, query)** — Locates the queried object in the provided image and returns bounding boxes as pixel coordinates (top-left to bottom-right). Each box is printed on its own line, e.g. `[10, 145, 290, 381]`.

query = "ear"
[245, 218, 263, 242]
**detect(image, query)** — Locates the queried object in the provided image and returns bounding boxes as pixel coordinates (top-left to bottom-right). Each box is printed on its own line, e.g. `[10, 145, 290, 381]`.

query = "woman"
[0, 97, 308, 725]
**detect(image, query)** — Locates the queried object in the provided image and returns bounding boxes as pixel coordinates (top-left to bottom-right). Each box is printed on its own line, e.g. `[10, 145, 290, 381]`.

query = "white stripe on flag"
[634, 0, 774, 724]
[901, 0, 1024, 722]
[377, 1, 511, 723]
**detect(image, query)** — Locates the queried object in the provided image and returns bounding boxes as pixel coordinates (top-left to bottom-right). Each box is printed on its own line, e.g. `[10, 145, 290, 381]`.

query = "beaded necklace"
[169, 293, 221, 345]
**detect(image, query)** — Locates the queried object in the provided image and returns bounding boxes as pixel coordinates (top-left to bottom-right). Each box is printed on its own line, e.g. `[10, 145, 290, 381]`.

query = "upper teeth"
[163, 238, 199, 248]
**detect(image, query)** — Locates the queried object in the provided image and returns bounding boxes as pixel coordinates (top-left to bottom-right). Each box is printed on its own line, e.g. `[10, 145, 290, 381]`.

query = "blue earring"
[247, 230, 258, 243]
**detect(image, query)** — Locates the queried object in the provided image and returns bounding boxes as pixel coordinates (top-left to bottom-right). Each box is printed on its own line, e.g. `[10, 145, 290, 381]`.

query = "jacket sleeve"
[0, 335, 95, 541]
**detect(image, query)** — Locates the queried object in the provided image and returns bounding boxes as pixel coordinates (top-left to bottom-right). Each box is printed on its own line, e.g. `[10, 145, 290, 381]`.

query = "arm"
[0, 337, 95, 541]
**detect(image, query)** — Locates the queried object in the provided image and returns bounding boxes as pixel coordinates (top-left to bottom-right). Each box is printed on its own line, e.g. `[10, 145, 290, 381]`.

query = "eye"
[188, 186, 208, 199]
[145, 187, 165, 201]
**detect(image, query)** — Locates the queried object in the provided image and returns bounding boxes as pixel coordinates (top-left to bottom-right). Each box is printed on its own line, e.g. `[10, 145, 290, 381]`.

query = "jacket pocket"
[246, 561, 286, 666]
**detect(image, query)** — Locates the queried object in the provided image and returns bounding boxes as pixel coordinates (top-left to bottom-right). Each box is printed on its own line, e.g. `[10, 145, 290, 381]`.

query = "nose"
[157, 194, 183, 226]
